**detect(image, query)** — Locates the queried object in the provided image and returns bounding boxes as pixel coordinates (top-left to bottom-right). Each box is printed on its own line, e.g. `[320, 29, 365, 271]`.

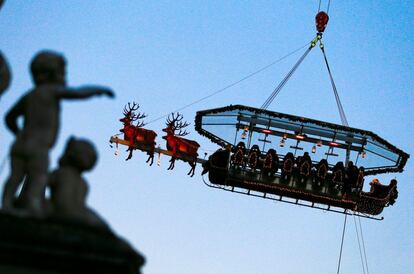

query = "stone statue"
[0, 52, 10, 98]
[48, 137, 108, 229]
[0, 12, 144, 270]
[2, 50, 114, 215]
[0, 0, 12, 99]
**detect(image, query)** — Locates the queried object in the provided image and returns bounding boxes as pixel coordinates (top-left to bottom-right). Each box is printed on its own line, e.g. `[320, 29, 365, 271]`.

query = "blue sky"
[1, 1, 413, 273]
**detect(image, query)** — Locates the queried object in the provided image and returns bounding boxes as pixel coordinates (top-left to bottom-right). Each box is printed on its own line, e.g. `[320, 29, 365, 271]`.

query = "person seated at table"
[262, 148, 279, 176]
[369, 178, 382, 195]
[247, 144, 262, 171]
[202, 145, 231, 175]
[345, 161, 358, 194]
[355, 166, 365, 192]
[298, 152, 312, 183]
[314, 159, 329, 187]
[231, 141, 246, 167]
[365, 179, 399, 206]
[281, 152, 295, 180]
[332, 161, 345, 188]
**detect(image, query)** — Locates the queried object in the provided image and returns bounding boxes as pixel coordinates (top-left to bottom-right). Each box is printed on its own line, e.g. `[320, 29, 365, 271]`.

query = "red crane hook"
[315, 11, 329, 33]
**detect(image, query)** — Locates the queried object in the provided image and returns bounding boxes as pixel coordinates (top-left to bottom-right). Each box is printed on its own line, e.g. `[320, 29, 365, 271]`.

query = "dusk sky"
[0, 1, 413, 273]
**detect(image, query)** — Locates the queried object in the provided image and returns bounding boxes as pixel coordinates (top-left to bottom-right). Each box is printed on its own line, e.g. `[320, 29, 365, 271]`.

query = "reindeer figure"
[120, 102, 157, 164]
[163, 113, 200, 177]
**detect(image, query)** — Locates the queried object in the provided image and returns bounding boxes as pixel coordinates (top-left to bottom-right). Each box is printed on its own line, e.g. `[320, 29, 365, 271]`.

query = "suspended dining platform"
[196, 105, 409, 218]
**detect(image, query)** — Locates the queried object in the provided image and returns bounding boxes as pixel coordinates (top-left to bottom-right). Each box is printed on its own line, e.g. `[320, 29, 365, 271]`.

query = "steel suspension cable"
[146, 42, 310, 125]
[337, 212, 348, 274]
[261, 45, 312, 109]
[320, 46, 349, 126]
[358, 216, 370, 274]
[353, 213, 367, 274]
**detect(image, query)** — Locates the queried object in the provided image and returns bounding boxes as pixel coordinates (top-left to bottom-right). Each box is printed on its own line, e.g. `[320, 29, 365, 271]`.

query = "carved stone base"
[0, 212, 145, 274]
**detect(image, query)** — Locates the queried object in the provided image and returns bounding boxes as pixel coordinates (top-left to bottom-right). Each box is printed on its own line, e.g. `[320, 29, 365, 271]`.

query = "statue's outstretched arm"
[5, 96, 25, 135]
[0, 52, 11, 98]
[57, 86, 114, 100]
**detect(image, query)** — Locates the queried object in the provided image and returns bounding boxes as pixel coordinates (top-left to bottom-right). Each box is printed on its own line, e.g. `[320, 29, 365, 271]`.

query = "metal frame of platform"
[202, 175, 383, 221]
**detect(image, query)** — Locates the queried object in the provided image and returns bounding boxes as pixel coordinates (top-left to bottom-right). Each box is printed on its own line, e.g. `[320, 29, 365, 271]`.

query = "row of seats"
[230, 142, 365, 193]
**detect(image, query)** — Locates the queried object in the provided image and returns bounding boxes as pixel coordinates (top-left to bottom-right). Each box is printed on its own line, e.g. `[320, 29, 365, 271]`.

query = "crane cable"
[146, 42, 310, 125]
[319, 0, 332, 14]
[259, 27, 349, 126]
[337, 212, 369, 274]
[319, 2, 368, 269]
[261, 34, 321, 110]
[316, 4, 367, 273]
[353, 213, 367, 274]
[261, 46, 312, 109]
[337, 212, 348, 274]
[259, 33, 350, 127]
[319, 42, 349, 126]
[359, 216, 370, 274]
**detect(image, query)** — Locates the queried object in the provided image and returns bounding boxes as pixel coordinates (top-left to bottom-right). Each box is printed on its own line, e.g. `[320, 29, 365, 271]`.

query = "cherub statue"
[0, 52, 10, 97]
[0, 0, 12, 99]
[2, 50, 114, 215]
[48, 137, 108, 228]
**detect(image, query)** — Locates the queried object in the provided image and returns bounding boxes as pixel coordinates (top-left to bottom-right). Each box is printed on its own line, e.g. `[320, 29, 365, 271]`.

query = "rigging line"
[353, 213, 367, 274]
[261, 48, 309, 109]
[261, 45, 313, 109]
[146, 42, 310, 125]
[261, 47, 311, 109]
[358, 216, 370, 274]
[322, 48, 347, 126]
[327, 0, 332, 14]
[337, 212, 348, 274]
[320, 47, 349, 126]
[318, 0, 322, 12]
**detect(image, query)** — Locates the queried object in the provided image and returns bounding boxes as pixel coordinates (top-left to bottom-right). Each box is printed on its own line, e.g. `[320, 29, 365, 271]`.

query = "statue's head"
[59, 137, 97, 171]
[30, 50, 66, 86]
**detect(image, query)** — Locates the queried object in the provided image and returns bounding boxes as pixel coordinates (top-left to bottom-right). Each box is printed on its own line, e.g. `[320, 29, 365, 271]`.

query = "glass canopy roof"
[195, 105, 409, 175]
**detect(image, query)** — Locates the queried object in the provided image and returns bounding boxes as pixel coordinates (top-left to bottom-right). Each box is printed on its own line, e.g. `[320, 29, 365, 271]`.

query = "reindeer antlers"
[166, 112, 190, 136]
[123, 102, 147, 127]
[123, 102, 139, 116]
[166, 112, 183, 125]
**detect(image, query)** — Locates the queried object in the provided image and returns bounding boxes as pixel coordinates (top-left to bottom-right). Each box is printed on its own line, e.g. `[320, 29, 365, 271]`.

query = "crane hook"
[315, 11, 329, 33]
